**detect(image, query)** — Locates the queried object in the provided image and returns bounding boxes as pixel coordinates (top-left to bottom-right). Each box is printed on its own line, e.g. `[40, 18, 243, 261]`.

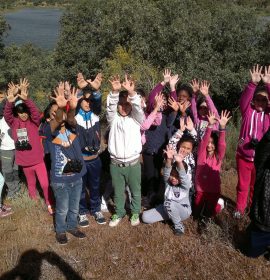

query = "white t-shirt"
[0, 117, 15, 150]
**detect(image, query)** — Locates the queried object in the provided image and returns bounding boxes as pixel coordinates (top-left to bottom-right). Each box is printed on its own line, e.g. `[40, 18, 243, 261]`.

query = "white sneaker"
[130, 214, 140, 226]
[101, 196, 109, 213]
[217, 198, 225, 211]
[78, 214, 90, 227]
[109, 214, 122, 227]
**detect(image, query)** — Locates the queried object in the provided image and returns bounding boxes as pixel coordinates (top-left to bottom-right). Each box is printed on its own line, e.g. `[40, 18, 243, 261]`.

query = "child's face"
[207, 137, 216, 154]
[253, 92, 268, 112]
[178, 90, 190, 103]
[169, 169, 180, 186]
[49, 104, 58, 120]
[118, 95, 132, 116]
[18, 112, 29, 122]
[179, 141, 193, 158]
[81, 99, 91, 112]
[198, 101, 208, 117]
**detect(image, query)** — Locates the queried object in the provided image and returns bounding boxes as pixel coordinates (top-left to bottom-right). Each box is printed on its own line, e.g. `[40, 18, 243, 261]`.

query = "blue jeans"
[51, 179, 83, 233]
[79, 157, 102, 215]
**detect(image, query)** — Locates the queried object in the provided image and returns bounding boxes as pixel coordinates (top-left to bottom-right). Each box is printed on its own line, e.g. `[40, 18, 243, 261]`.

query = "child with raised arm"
[141, 145, 192, 235]
[67, 73, 105, 227]
[234, 65, 270, 219]
[190, 80, 219, 140]
[48, 82, 87, 245]
[4, 79, 53, 214]
[106, 75, 144, 227]
[193, 111, 231, 220]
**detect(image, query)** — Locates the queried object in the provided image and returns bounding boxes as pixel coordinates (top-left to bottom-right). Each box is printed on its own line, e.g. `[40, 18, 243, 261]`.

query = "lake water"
[3, 8, 63, 50]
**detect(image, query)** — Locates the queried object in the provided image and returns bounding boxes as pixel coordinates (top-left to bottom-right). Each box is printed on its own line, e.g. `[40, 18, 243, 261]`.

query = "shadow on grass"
[0, 249, 83, 280]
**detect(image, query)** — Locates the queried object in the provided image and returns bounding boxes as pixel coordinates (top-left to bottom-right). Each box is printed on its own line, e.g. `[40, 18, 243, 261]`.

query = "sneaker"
[101, 197, 109, 213]
[56, 233, 68, 245]
[0, 207, 12, 218]
[78, 214, 90, 228]
[233, 210, 242, 219]
[93, 211, 106, 225]
[109, 214, 122, 227]
[67, 228, 86, 239]
[47, 205, 54, 215]
[130, 213, 140, 226]
[174, 228, 184, 236]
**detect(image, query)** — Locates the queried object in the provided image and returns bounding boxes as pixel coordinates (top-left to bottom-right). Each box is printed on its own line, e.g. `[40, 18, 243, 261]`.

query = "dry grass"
[0, 170, 270, 280]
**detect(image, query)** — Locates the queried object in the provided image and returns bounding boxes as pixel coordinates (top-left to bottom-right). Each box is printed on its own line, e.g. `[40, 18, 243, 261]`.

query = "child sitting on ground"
[163, 145, 192, 235]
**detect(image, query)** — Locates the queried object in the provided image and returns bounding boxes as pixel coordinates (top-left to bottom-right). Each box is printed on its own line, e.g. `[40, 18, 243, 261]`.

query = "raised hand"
[168, 96, 179, 112]
[207, 111, 217, 126]
[163, 69, 171, 84]
[190, 79, 200, 94]
[122, 74, 135, 94]
[261, 65, 270, 84]
[87, 72, 103, 91]
[174, 149, 185, 163]
[250, 64, 262, 84]
[18, 78, 30, 100]
[154, 93, 164, 111]
[109, 75, 122, 93]
[185, 116, 194, 131]
[77, 72, 88, 89]
[179, 118, 186, 132]
[169, 74, 180, 91]
[6, 82, 18, 103]
[178, 100, 191, 114]
[68, 87, 81, 110]
[200, 80, 210, 96]
[51, 82, 68, 109]
[216, 110, 232, 129]
[164, 144, 176, 160]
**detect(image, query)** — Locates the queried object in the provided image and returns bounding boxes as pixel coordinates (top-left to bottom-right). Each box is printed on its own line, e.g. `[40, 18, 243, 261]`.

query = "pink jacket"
[195, 127, 226, 193]
[237, 82, 270, 161]
[141, 111, 162, 145]
[4, 99, 44, 167]
[191, 94, 219, 138]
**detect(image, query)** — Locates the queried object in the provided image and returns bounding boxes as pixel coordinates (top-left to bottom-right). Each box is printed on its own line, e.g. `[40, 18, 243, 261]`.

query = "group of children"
[0, 65, 270, 251]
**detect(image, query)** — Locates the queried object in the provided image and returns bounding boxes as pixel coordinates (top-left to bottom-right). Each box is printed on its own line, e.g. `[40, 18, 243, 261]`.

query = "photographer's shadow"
[0, 249, 83, 280]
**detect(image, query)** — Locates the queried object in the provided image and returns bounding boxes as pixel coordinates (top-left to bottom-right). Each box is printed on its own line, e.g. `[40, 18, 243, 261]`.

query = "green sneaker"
[109, 214, 122, 227]
[130, 213, 140, 226]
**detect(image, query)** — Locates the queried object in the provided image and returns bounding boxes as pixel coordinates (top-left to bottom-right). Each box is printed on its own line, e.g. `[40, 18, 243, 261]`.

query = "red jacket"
[4, 99, 44, 167]
[195, 127, 226, 193]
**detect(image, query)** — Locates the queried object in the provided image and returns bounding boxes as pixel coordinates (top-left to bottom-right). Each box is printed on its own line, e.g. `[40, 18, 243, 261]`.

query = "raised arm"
[122, 75, 144, 124]
[169, 74, 179, 101]
[261, 65, 270, 100]
[174, 149, 191, 190]
[163, 144, 175, 182]
[106, 75, 122, 125]
[50, 82, 68, 133]
[216, 110, 231, 161]
[190, 79, 200, 124]
[141, 93, 163, 131]
[66, 87, 80, 127]
[4, 82, 19, 127]
[147, 69, 171, 112]
[240, 65, 262, 114]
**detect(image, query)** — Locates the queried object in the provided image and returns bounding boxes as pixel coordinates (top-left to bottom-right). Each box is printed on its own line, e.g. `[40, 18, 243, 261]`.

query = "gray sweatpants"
[0, 150, 20, 197]
[142, 201, 191, 231]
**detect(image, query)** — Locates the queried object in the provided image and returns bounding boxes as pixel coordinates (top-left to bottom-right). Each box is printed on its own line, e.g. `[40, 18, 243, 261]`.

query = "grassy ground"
[0, 169, 270, 280]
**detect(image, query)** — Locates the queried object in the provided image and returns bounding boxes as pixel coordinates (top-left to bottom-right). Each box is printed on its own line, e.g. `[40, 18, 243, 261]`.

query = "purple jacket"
[237, 81, 270, 161]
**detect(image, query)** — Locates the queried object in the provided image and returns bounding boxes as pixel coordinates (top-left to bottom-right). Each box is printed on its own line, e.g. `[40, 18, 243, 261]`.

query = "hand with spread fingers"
[109, 75, 122, 93]
[250, 64, 263, 85]
[190, 79, 200, 95]
[51, 82, 68, 109]
[216, 110, 232, 129]
[87, 72, 103, 91]
[18, 78, 30, 100]
[261, 65, 270, 84]
[200, 80, 210, 96]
